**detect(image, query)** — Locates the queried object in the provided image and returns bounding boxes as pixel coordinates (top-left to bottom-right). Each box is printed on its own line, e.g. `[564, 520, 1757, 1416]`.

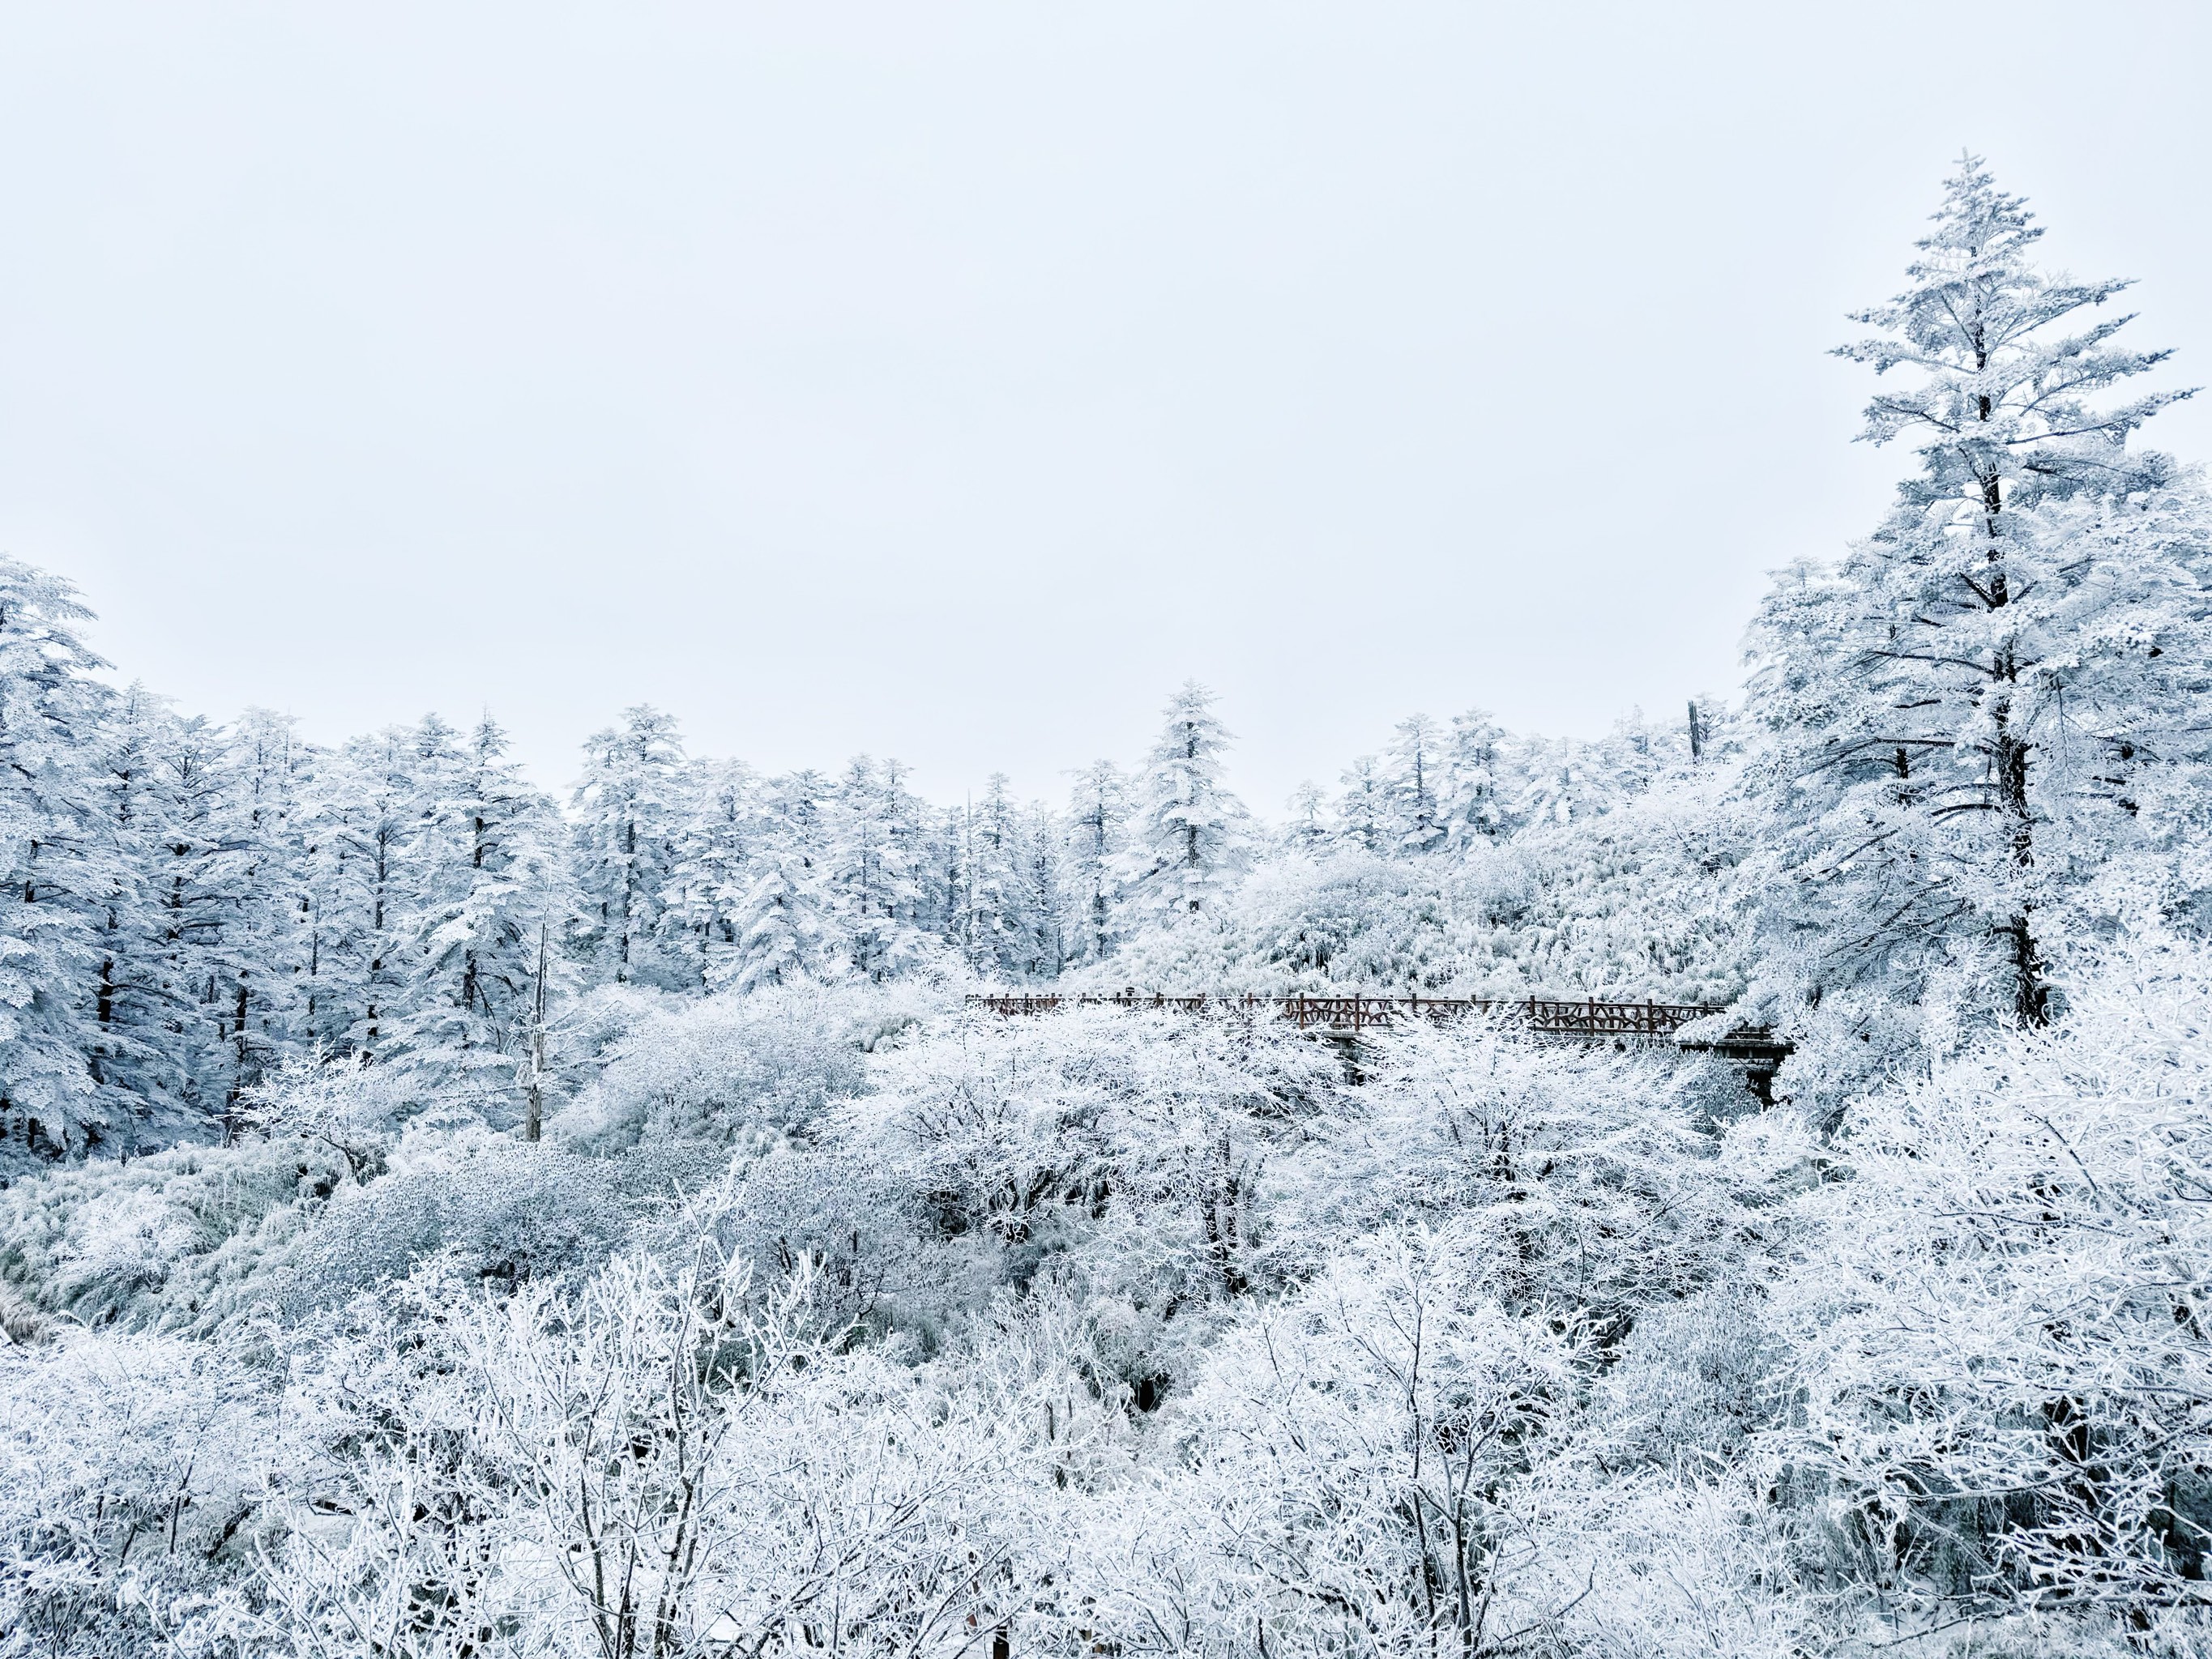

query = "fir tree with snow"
[570, 706, 685, 989]
[1119, 680, 1252, 923]
[0, 562, 113, 1160]
[1747, 156, 2211, 1047]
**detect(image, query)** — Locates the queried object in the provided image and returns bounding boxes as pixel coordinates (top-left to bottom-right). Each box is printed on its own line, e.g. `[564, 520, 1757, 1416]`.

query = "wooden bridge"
[967, 992, 1789, 1098]
[967, 992, 1723, 1041]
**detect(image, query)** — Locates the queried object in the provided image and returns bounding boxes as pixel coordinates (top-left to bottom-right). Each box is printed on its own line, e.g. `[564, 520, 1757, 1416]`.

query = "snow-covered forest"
[5, 160, 2212, 1656]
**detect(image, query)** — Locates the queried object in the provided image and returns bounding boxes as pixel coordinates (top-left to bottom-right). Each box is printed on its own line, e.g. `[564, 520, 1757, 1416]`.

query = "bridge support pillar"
[1677, 1026, 1791, 1107]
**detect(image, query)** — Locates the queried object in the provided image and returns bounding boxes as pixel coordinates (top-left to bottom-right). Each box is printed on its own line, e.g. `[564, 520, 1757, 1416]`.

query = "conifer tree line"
[4, 155, 2211, 1162]
[0, 590, 1714, 1159]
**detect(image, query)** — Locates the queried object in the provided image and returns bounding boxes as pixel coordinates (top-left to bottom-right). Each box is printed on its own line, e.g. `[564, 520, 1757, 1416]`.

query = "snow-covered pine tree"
[570, 706, 685, 988]
[826, 756, 929, 981]
[1119, 680, 1252, 922]
[1010, 800, 1065, 980]
[1747, 156, 2211, 1030]
[925, 801, 967, 958]
[720, 773, 836, 993]
[1439, 708, 1510, 850]
[958, 774, 1022, 979]
[0, 561, 111, 1158]
[1063, 759, 1130, 965]
[1512, 735, 1625, 828]
[1280, 781, 1331, 858]
[227, 708, 312, 1090]
[397, 717, 568, 1093]
[147, 712, 257, 1115]
[79, 685, 177, 1134]
[296, 727, 424, 1060]
[296, 750, 369, 1056]
[1384, 714, 1446, 855]
[662, 756, 760, 991]
[1334, 755, 1388, 854]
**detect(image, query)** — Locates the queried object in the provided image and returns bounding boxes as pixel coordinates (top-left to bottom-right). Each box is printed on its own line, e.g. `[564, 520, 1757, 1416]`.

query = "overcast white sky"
[2, 2, 2208, 811]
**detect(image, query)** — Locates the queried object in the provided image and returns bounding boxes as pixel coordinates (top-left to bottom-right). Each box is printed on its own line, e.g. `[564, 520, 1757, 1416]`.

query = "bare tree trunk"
[524, 923, 549, 1143]
[1991, 663, 2047, 1026]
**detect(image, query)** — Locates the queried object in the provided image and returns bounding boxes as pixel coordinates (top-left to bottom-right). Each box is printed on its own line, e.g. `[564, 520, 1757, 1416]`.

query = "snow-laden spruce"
[1746, 154, 2212, 1060]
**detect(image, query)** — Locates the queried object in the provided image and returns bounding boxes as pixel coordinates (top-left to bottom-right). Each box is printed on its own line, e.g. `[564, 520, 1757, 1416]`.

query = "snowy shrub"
[233, 1048, 419, 1179]
[1597, 1286, 1790, 1468]
[1770, 931, 2212, 1638]
[1233, 851, 1458, 991]
[0, 1134, 351, 1332]
[0, 1329, 275, 1654]
[1060, 1236, 1579, 1653]
[557, 980, 930, 1153]
[1445, 771, 1757, 1004]
[689, 1144, 940, 1335]
[841, 1007, 1339, 1311]
[230, 1236, 1073, 1658]
[1065, 782, 1754, 1004]
[1497, 1463, 1820, 1659]
[280, 1132, 629, 1309]
[1270, 1017, 1779, 1326]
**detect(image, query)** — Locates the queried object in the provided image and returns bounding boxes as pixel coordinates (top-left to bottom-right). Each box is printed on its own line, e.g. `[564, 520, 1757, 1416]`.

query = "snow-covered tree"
[720, 774, 838, 994]
[0, 562, 111, 1158]
[226, 708, 312, 1089]
[954, 775, 1015, 976]
[79, 688, 178, 1133]
[1334, 753, 1387, 853]
[1063, 759, 1130, 966]
[663, 756, 761, 991]
[1120, 681, 1252, 922]
[1008, 800, 1065, 981]
[1279, 781, 1331, 858]
[396, 717, 569, 1091]
[305, 727, 427, 1060]
[1748, 156, 2212, 1035]
[1773, 929, 2212, 1634]
[826, 756, 930, 982]
[1384, 712, 1445, 855]
[148, 714, 261, 1117]
[570, 706, 685, 988]
[1439, 706, 1511, 849]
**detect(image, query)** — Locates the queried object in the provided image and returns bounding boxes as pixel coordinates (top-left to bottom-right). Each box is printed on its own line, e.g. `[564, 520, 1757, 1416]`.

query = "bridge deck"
[966, 992, 1726, 1043]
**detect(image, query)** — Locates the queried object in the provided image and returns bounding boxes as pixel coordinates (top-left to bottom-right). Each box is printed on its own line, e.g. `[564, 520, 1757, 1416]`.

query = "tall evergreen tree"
[297, 727, 425, 1060]
[80, 685, 175, 1132]
[0, 561, 111, 1157]
[228, 707, 312, 1090]
[1384, 714, 1445, 854]
[663, 757, 761, 992]
[959, 775, 1022, 978]
[1334, 755, 1388, 853]
[1009, 800, 1066, 981]
[1440, 708, 1510, 850]
[1119, 681, 1251, 921]
[1280, 781, 1331, 859]
[722, 774, 836, 993]
[827, 756, 929, 981]
[399, 716, 568, 1090]
[1064, 759, 1130, 965]
[1748, 156, 2211, 1030]
[570, 706, 685, 987]
[148, 712, 255, 1115]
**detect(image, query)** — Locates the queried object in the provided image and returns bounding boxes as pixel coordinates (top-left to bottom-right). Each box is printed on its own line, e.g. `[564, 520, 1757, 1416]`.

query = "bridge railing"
[963, 992, 1727, 1043]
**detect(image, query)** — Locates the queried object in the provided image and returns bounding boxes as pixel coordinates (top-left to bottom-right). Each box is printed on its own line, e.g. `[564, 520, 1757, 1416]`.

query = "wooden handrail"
[963, 992, 1727, 1042]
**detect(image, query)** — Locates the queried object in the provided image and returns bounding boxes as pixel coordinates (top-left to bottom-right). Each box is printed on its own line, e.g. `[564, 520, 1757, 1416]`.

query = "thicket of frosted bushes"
[4, 931, 2206, 1655]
